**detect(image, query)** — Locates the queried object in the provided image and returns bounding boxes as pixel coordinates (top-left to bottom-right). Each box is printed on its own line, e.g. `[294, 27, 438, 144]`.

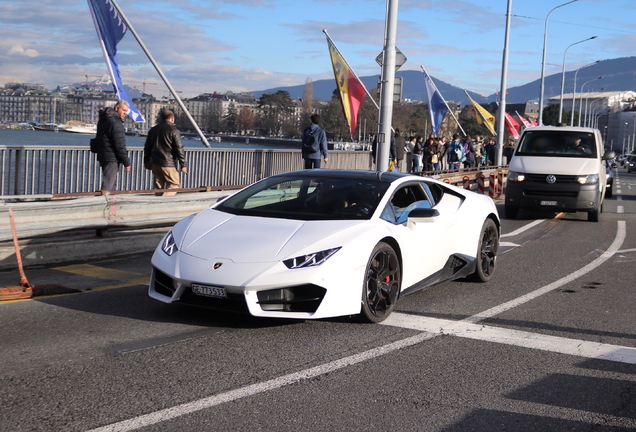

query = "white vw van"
[504, 126, 615, 222]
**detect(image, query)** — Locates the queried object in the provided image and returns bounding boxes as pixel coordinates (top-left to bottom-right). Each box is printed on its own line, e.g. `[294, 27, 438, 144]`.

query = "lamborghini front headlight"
[283, 247, 341, 269]
[161, 231, 178, 256]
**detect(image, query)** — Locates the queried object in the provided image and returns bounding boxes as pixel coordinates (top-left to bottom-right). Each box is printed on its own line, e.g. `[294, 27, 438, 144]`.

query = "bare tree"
[236, 107, 255, 135]
[300, 77, 314, 130]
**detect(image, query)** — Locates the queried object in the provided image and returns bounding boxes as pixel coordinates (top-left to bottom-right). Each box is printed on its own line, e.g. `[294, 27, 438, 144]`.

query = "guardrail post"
[489, 172, 497, 198]
[462, 176, 470, 190]
[477, 173, 485, 194]
[497, 171, 505, 196]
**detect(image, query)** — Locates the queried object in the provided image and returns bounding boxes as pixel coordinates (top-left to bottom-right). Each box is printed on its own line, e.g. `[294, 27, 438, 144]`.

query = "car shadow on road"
[32, 284, 304, 330]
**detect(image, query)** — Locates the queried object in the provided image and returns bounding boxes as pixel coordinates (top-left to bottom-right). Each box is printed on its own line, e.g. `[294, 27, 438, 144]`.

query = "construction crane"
[45, 71, 105, 86]
[126, 79, 158, 94]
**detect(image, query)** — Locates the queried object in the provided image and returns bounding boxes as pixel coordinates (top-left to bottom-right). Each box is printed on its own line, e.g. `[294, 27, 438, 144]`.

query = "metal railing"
[1, 146, 374, 196]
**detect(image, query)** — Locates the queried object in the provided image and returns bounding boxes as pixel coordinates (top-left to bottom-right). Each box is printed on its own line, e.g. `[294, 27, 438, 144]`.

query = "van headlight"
[508, 171, 525, 182]
[577, 174, 598, 185]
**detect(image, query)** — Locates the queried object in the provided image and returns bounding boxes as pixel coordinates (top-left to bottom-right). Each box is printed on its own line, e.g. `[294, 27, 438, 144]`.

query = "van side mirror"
[602, 150, 616, 160]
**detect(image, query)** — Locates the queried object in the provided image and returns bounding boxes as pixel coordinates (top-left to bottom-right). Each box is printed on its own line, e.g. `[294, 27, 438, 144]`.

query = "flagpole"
[106, 0, 211, 148]
[323, 30, 379, 111]
[421, 65, 465, 136]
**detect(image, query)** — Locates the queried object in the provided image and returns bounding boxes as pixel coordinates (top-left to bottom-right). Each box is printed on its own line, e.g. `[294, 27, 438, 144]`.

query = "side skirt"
[399, 253, 476, 298]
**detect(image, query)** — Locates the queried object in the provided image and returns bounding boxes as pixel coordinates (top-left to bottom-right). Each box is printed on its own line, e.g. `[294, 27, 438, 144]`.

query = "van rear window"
[515, 131, 597, 158]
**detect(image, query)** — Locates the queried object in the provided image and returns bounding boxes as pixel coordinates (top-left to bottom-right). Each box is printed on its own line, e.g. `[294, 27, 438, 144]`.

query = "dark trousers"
[100, 162, 119, 191]
[304, 158, 322, 169]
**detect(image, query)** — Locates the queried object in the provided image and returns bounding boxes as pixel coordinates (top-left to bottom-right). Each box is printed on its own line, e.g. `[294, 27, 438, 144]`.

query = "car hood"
[510, 156, 601, 175]
[178, 208, 362, 263]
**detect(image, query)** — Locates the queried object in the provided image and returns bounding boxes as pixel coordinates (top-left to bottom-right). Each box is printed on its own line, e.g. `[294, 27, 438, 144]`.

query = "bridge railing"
[0, 146, 375, 196]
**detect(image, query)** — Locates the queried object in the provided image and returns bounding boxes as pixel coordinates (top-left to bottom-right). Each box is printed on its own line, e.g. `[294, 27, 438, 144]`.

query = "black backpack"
[302, 126, 316, 152]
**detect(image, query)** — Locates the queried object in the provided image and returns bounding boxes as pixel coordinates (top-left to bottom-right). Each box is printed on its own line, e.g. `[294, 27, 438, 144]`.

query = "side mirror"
[602, 150, 616, 161]
[407, 208, 440, 224]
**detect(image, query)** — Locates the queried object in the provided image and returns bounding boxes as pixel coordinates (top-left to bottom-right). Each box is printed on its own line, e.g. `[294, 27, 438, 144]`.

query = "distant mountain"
[251, 57, 636, 106]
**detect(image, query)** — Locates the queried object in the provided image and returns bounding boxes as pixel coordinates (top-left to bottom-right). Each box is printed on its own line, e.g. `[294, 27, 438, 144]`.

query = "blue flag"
[423, 72, 448, 137]
[87, 0, 144, 122]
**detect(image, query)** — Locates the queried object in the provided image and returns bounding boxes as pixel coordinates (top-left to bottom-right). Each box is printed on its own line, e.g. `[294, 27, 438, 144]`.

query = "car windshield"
[515, 130, 598, 158]
[215, 174, 390, 221]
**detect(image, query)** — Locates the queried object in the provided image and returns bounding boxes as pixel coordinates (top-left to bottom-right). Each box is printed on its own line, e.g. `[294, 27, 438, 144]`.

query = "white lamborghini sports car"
[149, 169, 500, 323]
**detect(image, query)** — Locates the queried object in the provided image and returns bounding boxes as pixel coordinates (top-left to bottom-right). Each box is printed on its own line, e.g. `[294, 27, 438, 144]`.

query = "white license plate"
[191, 284, 227, 299]
[540, 200, 557, 206]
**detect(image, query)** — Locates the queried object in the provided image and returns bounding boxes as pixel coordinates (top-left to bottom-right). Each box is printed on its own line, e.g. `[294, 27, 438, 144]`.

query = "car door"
[382, 181, 458, 288]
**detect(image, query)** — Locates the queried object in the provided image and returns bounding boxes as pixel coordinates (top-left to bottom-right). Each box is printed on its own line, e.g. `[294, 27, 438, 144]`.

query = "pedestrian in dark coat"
[144, 109, 187, 196]
[302, 114, 328, 169]
[95, 99, 131, 191]
[394, 129, 406, 172]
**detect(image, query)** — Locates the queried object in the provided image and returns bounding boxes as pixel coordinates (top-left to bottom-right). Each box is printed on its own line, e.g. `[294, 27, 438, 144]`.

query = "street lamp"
[538, 0, 579, 126]
[558, 36, 597, 124]
[584, 87, 604, 127]
[571, 61, 600, 126]
[578, 76, 602, 126]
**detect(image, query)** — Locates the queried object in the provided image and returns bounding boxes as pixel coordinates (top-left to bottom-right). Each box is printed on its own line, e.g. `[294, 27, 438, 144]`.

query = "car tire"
[469, 218, 499, 282]
[359, 242, 401, 323]
[504, 202, 519, 219]
[588, 207, 600, 222]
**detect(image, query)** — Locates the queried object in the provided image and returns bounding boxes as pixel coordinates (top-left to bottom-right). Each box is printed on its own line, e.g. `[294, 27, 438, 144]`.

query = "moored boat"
[64, 123, 97, 134]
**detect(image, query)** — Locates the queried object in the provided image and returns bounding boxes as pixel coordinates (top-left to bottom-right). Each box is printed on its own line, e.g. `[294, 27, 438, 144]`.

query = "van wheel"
[588, 208, 600, 222]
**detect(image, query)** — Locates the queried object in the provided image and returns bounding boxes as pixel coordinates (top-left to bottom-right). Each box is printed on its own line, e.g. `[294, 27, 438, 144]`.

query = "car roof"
[521, 126, 598, 133]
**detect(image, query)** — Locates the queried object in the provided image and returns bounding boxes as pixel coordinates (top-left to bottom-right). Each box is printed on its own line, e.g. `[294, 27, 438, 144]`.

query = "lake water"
[0, 128, 281, 150]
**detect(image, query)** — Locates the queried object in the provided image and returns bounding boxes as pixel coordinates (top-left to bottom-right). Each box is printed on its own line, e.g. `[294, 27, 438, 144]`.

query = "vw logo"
[214, 262, 223, 269]
[546, 175, 557, 184]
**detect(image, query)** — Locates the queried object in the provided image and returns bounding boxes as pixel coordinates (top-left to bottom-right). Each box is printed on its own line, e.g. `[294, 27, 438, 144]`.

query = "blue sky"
[1, 0, 634, 99]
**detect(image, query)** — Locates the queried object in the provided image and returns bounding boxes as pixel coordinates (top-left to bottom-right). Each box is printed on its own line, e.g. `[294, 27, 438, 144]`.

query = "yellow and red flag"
[465, 92, 496, 135]
[325, 33, 367, 139]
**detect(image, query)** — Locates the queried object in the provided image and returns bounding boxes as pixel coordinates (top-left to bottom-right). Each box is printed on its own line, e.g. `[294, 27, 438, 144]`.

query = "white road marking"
[501, 219, 546, 238]
[86, 332, 436, 432]
[86, 221, 627, 432]
[618, 206, 624, 214]
[500, 241, 520, 248]
[462, 221, 626, 324]
[383, 315, 636, 365]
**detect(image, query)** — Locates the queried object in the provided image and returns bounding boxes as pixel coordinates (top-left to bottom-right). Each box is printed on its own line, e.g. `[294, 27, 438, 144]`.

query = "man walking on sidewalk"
[95, 99, 131, 191]
[144, 109, 187, 196]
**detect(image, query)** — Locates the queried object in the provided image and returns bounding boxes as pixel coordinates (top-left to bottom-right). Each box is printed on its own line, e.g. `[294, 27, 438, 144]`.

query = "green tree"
[320, 90, 349, 141]
[257, 90, 294, 136]
[224, 102, 238, 133]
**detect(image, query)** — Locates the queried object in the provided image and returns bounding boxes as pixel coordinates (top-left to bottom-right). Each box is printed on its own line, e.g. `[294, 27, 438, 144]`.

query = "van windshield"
[515, 131, 598, 158]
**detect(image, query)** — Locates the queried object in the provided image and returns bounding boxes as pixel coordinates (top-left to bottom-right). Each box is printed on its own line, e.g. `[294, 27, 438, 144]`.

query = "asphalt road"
[1, 168, 635, 432]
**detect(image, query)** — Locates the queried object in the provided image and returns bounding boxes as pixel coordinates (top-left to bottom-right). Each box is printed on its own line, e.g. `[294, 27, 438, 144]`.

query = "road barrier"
[477, 173, 485, 194]
[497, 171, 505, 196]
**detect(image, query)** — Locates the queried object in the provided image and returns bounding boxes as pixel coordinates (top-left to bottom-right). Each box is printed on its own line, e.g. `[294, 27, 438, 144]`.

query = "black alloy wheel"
[359, 242, 401, 323]
[470, 218, 499, 282]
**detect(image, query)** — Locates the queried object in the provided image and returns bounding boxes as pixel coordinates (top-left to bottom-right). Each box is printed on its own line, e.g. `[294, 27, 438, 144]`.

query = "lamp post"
[571, 61, 600, 126]
[558, 36, 597, 124]
[584, 87, 604, 127]
[538, 0, 579, 126]
[495, 0, 513, 166]
[577, 76, 602, 126]
[632, 118, 636, 154]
